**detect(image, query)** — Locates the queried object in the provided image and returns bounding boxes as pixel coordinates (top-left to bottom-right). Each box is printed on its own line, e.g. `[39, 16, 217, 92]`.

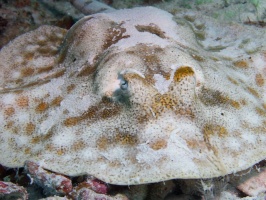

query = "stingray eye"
[120, 79, 128, 90]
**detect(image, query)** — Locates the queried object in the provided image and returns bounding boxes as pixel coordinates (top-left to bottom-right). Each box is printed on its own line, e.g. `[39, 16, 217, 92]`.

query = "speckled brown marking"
[186, 139, 200, 149]
[36, 65, 54, 74]
[199, 87, 226, 106]
[135, 23, 166, 38]
[247, 87, 260, 97]
[240, 99, 247, 106]
[255, 73, 264, 87]
[4, 107, 15, 116]
[25, 122, 35, 135]
[43, 130, 54, 141]
[48, 30, 66, 43]
[71, 140, 86, 151]
[16, 96, 29, 107]
[199, 87, 241, 109]
[38, 46, 58, 56]
[233, 60, 248, 68]
[109, 160, 122, 167]
[77, 65, 97, 77]
[51, 69, 66, 79]
[230, 100, 241, 109]
[30, 136, 42, 144]
[96, 136, 110, 150]
[184, 14, 196, 22]
[20, 67, 35, 77]
[137, 113, 150, 124]
[45, 143, 56, 152]
[35, 102, 49, 112]
[202, 124, 228, 154]
[175, 107, 195, 118]
[56, 148, 67, 156]
[67, 84, 76, 93]
[227, 76, 239, 85]
[203, 124, 228, 138]
[151, 93, 178, 116]
[63, 117, 80, 127]
[123, 73, 146, 83]
[150, 139, 167, 150]
[5, 121, 14, 129]
[144, 54, 161, 69]
[24, 147, 31, 155]
[173, 66, 194, 82]
[99, 108, 116, 119]
[103, 22, 129, 50]
[64, 99, 121, 127]
[24, 52, 34, 61]
[51, 96, 63, 107]
[115, 132, 138, 146]
[127, 44, 170, 81]
[255, 107, 266, 117]
[36, 37, 48, 46]
[14, 79, 49, 90]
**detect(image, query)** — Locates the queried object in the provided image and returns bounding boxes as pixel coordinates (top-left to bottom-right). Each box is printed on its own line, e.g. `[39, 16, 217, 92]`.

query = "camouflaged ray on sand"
[0, 6, 265, 185]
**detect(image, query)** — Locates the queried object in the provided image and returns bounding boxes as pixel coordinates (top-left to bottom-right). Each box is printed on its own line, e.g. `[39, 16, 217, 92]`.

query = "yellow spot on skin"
[255, 74, 264, 87]
[16, 96, 29, 107]
[233, 60, 248, 68]
[4, 107, 15, 116]
[173, 66, 194, 82]
[25, 122, 35, 135]
[150, 139, 167, 150]
[35, 102, 49, 112]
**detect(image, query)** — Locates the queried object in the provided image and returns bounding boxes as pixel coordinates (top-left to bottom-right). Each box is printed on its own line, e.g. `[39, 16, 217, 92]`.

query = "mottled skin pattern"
[0, 7, 265, 185]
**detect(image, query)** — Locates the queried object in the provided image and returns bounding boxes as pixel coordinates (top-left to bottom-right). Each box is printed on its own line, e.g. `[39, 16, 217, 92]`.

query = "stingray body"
[0, 7, 265, 185]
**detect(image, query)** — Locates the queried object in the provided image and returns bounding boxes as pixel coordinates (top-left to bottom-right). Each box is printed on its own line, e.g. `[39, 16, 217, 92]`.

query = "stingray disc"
[0, 7, 265, 185]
